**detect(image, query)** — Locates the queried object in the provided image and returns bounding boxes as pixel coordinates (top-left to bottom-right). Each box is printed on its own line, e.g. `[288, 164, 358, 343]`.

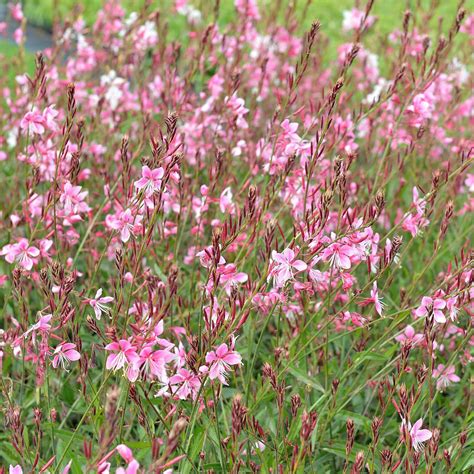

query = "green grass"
[0, 40, 35, 84]
[0, 39, 22, 57]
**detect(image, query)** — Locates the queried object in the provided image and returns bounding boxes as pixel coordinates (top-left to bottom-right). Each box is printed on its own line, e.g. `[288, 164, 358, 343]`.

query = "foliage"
[0, 1, 472, 473]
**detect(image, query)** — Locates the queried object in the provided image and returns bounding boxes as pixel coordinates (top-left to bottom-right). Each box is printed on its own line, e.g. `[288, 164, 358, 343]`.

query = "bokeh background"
[0, 0, 468, 63]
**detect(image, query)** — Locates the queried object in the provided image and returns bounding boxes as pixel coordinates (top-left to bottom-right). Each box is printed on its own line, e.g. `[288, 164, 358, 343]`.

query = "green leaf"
[354, 350, 390, 363]
[462, 456, 474, 471]
[287, 367, 325, 393]
[334, 410, 372, 432]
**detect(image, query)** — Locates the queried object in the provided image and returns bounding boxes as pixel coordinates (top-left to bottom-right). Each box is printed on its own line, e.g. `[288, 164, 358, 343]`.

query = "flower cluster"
[0, 0, 472, 472]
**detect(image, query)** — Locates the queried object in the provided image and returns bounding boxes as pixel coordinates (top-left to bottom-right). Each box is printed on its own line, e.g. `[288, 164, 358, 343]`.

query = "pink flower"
[88, 288, 114, 320]
[116, 460, 140, 474]
[408, 418, 432, 452]
[116, 444, 134, 463]
[52, 342, 81, 369]
[225, 93, 249, 129]
[60, 181, 90, 215]
[414, 296, 446, 324]
[217, 264, 248, 295]
[395, 325, 424, 346]
[432, 364, 460, 391]
[402, 188, 430, 236]
[105, 208, 143, 243]
[342, 8, 375, 31]
[1, 238, 40, 271]
[128, 346, 174, 383]
[219, 187, 235, 214]
[446, 297, 459, 321]
[358, 281, 385, 316]
[39, 239, 53, 259]
[98, 461, 111, 474]
[42, 104, 59, 131]
[371, 282, 384, 316]
[205, 343, 242, 385]
[406, 93, 434, 127]
[169, 368, 202, 399]
[196, 245, 226, 268]
[134, 166, 164, 196]
[105, 340, 139, 372]
[13, 26, 22, 45]
[20, 108, 45, 135]
[9, 3, 24, 22]
[341, 311, 366, 327]
[61, 461, 72, 474]
[9, 465, 23, 474]
[235, 0, 260, 20]
[24, 314, 52, 338]
[269, 247, 307, 288]
[321, 235, 358, 270]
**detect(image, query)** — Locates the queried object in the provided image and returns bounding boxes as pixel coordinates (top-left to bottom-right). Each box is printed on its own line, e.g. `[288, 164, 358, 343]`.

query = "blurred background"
[0, 0, 467, 72]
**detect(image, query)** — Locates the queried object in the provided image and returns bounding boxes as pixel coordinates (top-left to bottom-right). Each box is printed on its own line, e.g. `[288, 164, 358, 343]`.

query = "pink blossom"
[169, 368, 202, 399]
[217, 264, 248, 295]
[395, 325, 424, 346]
[134, 166, 164, 196]
[13, 26, 22, 44]
[358, 281, 385, 316]
[196, 245, 226, 268]
[88, 288, 114, 320]
[432, 364, 460, 391]
[446, 297, 459, 321]
[9, 3, 24, 22]
[116, 460, 140, 474]
[225, 93, 249, 129]
[98, 462, 111, 474]
[1, 238, 40, 271]
[219, 187, 235, 214]
[341, 311, 366, 327]
[39, 239, 53, 259]
[105, 208, 143, 243]
[116, 444, 134, 463]
[235, 0, 260, 20]
[105, 340, 139, 372]
[115, 459, 140, 474]
[408, 418, 432, 452]
[9, 465, 22, 474]
[60, 181, 90, 215]
[406, 93, 434, 127]
[205, 343, 242, 384]
[321, 237, 358, 270]
[42, 104, 59, 131]
[52, 342, 81, 369]
[401, 187, 429, 237]
[134, 21, 158, 51]
[342, 8, 375, 31]
[23, 314, 52, 338]
[414, 296, 446, 324]
[129, 346, 174, 382]
[269, 247, 307, 288]
[20, 108, 45, 135]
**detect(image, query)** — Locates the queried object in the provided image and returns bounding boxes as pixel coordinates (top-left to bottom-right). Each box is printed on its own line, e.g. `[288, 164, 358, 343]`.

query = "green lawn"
[0, 40, 35, 83]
